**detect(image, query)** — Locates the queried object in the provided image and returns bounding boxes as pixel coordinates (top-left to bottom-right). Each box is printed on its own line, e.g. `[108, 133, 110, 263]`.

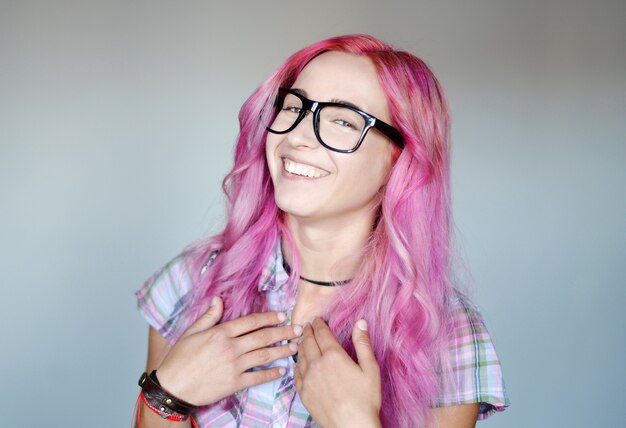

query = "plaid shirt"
[136, 242, 509, 427]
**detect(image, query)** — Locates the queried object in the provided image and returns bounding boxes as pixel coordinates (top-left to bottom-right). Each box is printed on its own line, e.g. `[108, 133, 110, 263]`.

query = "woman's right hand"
[155, 296, 302, 406]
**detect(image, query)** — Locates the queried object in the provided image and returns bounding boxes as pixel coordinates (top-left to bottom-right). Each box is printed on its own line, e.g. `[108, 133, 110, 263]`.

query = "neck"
[282, 208, 377, 283]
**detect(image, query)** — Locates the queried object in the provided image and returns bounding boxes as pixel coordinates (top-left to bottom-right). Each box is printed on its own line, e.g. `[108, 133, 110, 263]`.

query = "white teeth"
[283, 159, 328, 178]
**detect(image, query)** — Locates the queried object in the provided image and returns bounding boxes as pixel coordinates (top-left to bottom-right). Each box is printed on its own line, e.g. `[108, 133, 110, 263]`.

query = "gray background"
[1, 1, 624, 427]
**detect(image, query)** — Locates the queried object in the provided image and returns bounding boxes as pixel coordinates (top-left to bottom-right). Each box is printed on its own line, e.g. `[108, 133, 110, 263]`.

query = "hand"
[156, 296, 302, 406]
[294, 317, 382, 428]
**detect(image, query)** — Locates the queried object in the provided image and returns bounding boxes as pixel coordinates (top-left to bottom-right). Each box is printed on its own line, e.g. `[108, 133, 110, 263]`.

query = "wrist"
[154, 366, 190, 402]
[138, 370, 198, 420]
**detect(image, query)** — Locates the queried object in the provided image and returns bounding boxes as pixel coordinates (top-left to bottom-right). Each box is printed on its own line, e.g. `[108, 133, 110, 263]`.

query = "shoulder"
[135, 248, 220, 343]
[447, 290, 490, 343]
[436, 289, 510, 420]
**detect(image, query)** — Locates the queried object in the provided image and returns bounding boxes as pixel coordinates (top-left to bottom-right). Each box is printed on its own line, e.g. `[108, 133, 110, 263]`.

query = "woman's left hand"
[294, 317, 382, 428]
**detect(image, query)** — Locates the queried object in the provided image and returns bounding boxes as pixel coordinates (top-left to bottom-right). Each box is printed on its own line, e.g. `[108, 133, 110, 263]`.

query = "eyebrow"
[329, 98, 362, 111]
[290, 87, 365, 112]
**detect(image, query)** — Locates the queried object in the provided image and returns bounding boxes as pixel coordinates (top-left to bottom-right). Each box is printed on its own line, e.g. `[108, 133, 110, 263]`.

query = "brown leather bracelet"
[138, 370, 198, 417]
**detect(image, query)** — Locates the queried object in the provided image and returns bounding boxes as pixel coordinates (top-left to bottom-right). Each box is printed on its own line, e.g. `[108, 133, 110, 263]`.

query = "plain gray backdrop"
[1, 1, 624, 427]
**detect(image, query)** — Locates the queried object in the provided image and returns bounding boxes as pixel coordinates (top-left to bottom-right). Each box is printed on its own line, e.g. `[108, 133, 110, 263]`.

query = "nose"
[285, 111, 319, 150]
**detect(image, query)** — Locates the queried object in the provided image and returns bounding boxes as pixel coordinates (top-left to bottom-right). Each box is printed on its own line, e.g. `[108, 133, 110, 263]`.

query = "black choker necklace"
[282, 260, 351, 287]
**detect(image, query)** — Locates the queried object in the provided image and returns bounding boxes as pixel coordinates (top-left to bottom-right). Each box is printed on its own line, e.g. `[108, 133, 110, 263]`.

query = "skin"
[267, 52, 479, 427]
[138, 299, 302, 428]
[265, 52, 394, 289]
[139, 51, 480, 427]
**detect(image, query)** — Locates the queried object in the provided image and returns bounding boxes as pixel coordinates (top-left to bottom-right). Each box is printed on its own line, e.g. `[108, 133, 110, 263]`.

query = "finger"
[184, 296, 223, 336]
[239, 366, 287, 390]
[299, 323, 321, 361]
[295, 347, 306, 375]
[311, 317, 343, 354]
[237, 342, 298, 371]
[352, 319, 379, 373]
[236, 324, 303, 353]
[220, 311, 287, 337]
[293, 363, 303, 392]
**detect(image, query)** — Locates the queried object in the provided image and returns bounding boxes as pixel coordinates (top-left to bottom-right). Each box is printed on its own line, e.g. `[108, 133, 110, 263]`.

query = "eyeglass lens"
[268, 91, 367, 151]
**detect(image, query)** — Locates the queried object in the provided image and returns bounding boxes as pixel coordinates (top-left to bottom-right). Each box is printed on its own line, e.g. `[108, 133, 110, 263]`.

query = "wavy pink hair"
[184, 34, 455, 427]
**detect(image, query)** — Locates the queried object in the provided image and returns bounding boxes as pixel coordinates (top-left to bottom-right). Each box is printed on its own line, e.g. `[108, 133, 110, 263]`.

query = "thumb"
[184, 296, 223, 336]
[352, 319, 378, 373]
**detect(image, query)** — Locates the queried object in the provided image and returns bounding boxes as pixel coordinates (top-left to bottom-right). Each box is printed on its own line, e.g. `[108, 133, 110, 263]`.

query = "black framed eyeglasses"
[266, 88, 404, 153]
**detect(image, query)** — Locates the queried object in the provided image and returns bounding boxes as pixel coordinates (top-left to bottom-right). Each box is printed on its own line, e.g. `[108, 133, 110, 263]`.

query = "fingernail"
[289, 342, 298, 352]
[278, 367, 286, 376]
[277, 312, 287, 322]
[210, 296, 217, 307]
[293, 325, 303, 336]
[357, 319, 368, 331]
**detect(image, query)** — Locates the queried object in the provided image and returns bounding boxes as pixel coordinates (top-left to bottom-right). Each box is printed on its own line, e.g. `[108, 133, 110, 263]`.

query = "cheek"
[265, 137, 280, 178]
[335, 154, 390, 201]
[352, 144, 393, 189]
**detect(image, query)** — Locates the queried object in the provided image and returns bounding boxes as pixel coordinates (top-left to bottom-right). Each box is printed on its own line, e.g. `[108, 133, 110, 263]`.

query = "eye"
[334, 119, 355, 128]
[282, 105, 302, 114]
[320, 106, 362, 132]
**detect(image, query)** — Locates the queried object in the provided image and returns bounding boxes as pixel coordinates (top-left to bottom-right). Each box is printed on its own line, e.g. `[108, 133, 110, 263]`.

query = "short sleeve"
[135, 253, 196, 344]
[435, 290, 510, 420]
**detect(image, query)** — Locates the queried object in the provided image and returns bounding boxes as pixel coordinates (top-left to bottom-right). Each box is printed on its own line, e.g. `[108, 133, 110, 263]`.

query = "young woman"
[135, 34, 509, 427]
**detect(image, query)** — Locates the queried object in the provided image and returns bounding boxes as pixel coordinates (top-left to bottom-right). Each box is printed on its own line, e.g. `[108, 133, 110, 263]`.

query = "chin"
[274, 194, 318, 219]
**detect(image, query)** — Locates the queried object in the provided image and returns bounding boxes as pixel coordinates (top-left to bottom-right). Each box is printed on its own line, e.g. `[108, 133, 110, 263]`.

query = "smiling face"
[265, 51, 395, 224]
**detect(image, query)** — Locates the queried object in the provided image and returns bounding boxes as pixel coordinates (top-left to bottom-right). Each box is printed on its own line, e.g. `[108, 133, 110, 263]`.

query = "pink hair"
[184, 34, 455, 427]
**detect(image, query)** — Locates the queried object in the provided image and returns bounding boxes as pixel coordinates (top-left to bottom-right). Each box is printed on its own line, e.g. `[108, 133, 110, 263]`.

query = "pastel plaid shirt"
[136, 242, 509, 427]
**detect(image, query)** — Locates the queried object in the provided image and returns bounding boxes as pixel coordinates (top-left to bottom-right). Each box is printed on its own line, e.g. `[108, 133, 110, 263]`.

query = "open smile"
[282, 157, 330, 179]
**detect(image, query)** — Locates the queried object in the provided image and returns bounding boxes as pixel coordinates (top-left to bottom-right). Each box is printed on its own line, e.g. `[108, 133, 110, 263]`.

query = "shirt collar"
[257, 237, 290, 293]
